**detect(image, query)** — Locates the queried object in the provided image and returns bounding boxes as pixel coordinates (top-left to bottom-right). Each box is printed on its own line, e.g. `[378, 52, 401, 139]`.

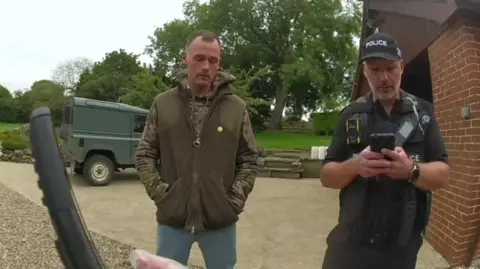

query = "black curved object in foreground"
[30, 107, 105, 269]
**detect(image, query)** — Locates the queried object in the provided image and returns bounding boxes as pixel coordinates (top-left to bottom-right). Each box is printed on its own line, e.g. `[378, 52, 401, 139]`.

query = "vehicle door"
[131, 114, 147, 163]
[59, 101, 74, 162]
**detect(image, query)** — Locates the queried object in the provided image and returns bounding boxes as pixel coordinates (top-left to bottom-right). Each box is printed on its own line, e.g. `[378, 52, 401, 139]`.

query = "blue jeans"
[156, 224, 236, 269]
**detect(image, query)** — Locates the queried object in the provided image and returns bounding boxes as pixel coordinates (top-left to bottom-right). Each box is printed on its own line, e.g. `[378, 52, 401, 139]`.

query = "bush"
[312, 112, 340, 136]
[249, 103, 270, 132]
[0, 131, 11, 142]
[0, 131, 29, 150]
[8, 129, 21, 136]
[2, 139, 29, 151]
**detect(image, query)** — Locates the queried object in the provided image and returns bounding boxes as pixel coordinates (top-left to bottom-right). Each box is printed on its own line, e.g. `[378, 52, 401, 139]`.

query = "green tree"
[0, 85, 12, 99]
[7, 81, 65, 124]
[29, 80, 65, 124]
[146, 19, 196, 75]
[12, 90, 32, 123]
[121, 70, 169, 109]
[75, 49, 146, 101]
[228, 66, 271, 129]
[0, 85, 17, 123]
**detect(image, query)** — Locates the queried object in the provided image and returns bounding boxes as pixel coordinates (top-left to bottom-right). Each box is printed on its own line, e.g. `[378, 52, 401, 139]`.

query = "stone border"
[1, 148, 34, 163]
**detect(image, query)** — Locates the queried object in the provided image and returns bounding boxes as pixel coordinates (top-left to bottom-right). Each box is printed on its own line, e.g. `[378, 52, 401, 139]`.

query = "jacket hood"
[174, 69, 236, 97]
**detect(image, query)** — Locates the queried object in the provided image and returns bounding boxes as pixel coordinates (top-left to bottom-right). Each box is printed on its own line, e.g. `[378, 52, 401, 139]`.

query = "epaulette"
[338, 104, 351, 115]
[349, 102, 371, 114]
[355, 96, 368, 103]
[400, 92, 420, 113]
[339, 96, 371, 116]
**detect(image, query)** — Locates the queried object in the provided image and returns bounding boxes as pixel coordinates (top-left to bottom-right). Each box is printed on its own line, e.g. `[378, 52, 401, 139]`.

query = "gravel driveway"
[0, 162, 449, 269]
[0, 183, 134, 269]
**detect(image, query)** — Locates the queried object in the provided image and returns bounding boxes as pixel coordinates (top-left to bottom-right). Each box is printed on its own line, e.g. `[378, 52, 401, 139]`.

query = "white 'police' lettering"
[409, 154, 420, 162]
[365, 40, 387, 47]
[352, 153, 419, 161]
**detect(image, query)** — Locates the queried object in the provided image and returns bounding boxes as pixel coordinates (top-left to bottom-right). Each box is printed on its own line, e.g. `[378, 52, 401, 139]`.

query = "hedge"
[0, 130, 29, 151]
[311, 111, 340, 136]
[2, 139, 29, 151]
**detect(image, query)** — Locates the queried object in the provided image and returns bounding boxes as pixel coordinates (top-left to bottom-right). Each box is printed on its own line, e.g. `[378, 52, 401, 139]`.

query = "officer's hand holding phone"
[357, 146, 391, 178]
[381, 147, 413, 180]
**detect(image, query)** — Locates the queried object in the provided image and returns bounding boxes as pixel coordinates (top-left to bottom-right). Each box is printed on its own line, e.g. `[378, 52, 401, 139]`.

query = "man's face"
[184, 36, 221, 90]
[363, 58, 404, 101]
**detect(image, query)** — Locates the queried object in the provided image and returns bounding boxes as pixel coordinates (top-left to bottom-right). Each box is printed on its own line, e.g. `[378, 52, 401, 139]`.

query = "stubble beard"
[366, 77, 401, 102]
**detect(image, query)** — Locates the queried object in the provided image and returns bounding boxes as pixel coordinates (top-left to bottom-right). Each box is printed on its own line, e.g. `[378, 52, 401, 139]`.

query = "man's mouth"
[197, 75, 209, 80]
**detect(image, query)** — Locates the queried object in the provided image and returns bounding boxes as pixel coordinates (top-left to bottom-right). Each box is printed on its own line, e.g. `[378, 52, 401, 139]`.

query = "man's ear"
[181, 50, 187, 64]
[361, 63, 367, 77]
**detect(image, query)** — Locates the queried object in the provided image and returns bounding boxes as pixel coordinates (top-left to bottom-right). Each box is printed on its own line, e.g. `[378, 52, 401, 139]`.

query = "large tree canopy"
[74, 49, 147, 102]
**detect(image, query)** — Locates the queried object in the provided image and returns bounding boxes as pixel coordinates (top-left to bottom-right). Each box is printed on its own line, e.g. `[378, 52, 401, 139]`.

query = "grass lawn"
[256, 131, 331, 150]
[0, 123, 23, 132]
[0, 123, 330, 151]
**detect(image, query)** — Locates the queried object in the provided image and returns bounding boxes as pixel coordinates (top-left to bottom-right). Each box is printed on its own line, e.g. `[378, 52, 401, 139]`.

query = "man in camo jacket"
[135, 30, 258, 269]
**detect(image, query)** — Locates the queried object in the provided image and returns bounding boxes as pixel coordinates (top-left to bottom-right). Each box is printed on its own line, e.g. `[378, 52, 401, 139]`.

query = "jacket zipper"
[186, 90, 227, 234]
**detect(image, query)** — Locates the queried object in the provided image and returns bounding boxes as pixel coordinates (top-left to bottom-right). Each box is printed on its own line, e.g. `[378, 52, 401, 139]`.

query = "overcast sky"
[0, 0, 185, 92]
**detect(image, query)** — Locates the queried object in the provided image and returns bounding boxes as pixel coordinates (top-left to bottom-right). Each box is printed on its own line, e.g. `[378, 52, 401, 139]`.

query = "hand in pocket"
[153, 182, 169, 202]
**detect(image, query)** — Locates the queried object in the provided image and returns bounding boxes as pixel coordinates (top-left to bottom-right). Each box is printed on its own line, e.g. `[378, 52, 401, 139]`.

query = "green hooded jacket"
[135, 70, 258, 232]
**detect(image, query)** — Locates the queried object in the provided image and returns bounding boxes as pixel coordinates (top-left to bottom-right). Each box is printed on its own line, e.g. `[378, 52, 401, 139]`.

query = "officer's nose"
[378, 70, 389, 81]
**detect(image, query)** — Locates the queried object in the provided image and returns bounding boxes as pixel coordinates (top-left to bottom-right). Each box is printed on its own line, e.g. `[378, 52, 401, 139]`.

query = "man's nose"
[378, 70, 389, 81]
[200, 60, 209, 71]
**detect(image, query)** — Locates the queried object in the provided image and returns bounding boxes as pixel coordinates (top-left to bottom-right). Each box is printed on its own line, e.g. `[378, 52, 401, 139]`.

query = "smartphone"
[369, 133, 395, 153]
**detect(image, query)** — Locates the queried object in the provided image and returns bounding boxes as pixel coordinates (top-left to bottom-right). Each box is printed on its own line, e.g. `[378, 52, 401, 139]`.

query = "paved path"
[0, 162, 449, 269]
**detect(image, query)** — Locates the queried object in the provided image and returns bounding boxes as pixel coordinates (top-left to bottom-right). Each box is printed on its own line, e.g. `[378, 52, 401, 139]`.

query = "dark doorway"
[401, 48, 433, 103]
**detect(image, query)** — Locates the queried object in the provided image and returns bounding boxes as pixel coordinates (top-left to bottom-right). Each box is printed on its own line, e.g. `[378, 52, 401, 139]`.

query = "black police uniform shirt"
[323, 91, 449, 246]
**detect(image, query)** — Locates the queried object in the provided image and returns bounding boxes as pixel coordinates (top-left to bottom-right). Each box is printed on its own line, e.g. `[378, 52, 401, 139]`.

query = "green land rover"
[59, 97, 148, 186]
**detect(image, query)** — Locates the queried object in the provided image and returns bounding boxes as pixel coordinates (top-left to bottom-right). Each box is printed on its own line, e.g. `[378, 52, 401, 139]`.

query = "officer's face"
[363, 59, 404, 101]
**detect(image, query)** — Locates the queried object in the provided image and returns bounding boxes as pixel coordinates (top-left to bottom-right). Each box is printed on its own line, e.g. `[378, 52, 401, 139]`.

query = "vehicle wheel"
[82, 155, 114, 186]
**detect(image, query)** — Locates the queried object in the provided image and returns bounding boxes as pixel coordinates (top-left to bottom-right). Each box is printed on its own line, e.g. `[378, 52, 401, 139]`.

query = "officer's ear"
[396, 60, 404, 77]
[361, 62, 367, 77]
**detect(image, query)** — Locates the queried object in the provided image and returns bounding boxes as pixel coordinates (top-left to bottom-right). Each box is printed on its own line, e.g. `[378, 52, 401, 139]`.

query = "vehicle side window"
[63, 106, 72, 124]
[134, 115, 147, 133]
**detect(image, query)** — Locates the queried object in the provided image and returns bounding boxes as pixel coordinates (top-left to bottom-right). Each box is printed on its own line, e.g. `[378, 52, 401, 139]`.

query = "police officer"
[320, 32, 450, 269]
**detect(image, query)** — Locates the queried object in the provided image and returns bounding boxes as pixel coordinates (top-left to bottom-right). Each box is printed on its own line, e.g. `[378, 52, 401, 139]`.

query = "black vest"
[339, 92, 432, 248]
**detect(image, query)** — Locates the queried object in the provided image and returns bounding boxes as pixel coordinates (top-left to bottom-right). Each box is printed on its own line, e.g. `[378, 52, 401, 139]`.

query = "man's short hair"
[185, 30, 222, 51]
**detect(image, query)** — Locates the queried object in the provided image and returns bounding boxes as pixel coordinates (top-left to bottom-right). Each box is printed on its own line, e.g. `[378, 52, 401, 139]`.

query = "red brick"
[427, 18, 480, 266]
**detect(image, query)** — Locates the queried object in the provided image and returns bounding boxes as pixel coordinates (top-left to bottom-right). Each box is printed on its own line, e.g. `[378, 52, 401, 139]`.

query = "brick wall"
[427, 15, 480, 266]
